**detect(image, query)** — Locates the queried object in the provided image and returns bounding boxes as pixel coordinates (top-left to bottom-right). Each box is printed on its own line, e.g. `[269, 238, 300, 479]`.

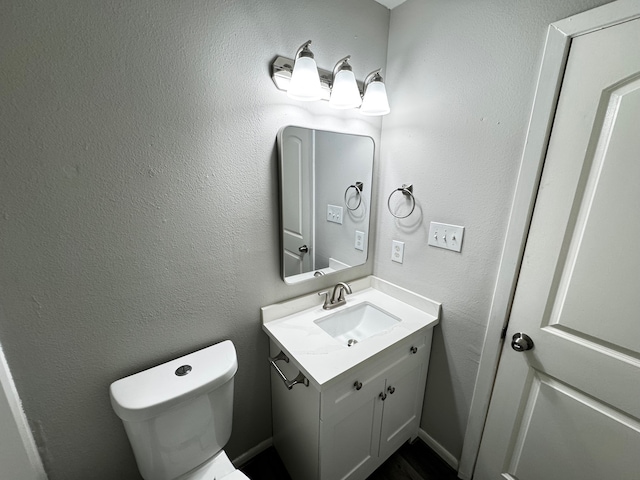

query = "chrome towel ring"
[344, 181, 364, 211]
[387, 184, 416, 219]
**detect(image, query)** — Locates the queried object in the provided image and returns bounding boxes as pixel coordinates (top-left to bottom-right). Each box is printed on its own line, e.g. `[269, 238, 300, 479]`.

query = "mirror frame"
[277, 126, 375, 285]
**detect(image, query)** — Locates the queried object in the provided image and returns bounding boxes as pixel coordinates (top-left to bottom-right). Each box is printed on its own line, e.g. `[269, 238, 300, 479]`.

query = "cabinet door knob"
[387, 386, 395, 395]
[410, 346, 418, 354]
[379, 392, 387, 401]
[354, 381, 363, 390]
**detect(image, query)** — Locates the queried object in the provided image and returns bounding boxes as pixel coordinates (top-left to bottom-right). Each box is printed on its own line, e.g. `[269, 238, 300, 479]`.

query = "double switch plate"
[428, 222, 465, 252]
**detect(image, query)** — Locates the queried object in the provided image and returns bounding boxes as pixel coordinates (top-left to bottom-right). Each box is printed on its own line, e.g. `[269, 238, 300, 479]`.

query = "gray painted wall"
[376, 0, 612, 461]
[0, 1, 388, 479]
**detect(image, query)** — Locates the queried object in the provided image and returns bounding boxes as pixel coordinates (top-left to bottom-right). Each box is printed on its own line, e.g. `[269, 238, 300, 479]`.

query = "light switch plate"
[391, 240, 405, 263]
[428, 222, 464, 252]
[327, 204, 343, 225]
[355, 230, 365, 251]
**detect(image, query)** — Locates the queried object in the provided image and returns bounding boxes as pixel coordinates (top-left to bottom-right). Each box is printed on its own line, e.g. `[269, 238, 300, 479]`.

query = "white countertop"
[262, 276, 441, 388]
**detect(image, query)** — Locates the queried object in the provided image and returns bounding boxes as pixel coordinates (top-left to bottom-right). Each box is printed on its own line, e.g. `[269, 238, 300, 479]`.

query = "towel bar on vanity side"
[268, 350, 309, 390]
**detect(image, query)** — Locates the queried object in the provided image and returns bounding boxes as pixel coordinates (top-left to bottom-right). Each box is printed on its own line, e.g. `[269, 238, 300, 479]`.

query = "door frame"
[0, 340, 47, 480]
[457, 1, 640, 478]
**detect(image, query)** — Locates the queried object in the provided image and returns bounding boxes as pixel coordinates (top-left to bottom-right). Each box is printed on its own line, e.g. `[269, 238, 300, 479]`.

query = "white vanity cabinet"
[269, 330, 432, 480]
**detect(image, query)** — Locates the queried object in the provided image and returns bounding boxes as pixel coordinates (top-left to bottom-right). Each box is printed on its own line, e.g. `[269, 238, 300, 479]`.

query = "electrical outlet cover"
[355, 230, 365, 251]
[391, 240, 405, 263]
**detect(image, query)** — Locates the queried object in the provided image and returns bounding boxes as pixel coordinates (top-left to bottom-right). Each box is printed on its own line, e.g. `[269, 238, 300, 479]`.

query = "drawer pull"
[410, 346, 418, 354]
[379, 392, 387, 401]
[269, 351, 309, 390]
[354, 381, 363, 391]
[387, 386, 395, 395]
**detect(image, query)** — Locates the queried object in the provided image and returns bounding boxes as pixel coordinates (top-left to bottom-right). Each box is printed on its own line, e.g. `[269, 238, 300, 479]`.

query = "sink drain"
[347, 339, 358, 347]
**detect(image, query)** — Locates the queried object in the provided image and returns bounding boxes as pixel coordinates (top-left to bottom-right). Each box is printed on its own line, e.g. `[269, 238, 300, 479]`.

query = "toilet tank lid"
[110, 340, 238, 422]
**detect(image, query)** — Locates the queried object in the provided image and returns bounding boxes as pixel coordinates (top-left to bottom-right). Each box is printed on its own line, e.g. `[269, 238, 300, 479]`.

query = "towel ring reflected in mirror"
[344, 181, 364, 211]
[387, 184, 416, 219]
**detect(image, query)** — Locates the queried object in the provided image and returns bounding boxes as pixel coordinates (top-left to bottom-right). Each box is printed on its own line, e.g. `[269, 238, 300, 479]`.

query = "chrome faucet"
[319, 282, 353, 310]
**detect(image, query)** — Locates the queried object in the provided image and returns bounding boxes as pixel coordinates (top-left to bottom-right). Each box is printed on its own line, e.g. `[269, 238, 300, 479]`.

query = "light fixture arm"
[363, 69, 384, 93]
[294, 40, 314, 60]
[331, 56, 353, 86]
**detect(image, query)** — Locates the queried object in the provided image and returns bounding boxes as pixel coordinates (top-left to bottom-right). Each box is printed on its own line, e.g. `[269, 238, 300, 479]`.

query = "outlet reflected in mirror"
[278, 126, 374, 284]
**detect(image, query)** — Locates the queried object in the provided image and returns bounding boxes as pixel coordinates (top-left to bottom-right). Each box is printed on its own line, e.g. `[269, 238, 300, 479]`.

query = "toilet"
[110, 340, 249, 480]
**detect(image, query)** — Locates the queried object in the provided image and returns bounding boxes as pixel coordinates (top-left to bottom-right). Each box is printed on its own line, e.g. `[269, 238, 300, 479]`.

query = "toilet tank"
[110, 340, 238, 480]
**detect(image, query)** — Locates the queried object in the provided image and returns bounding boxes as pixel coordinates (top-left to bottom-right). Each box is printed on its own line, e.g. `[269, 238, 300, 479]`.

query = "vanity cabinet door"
[378, 361, 426, 459]
[319, 375, 386, 480]
[378, 337, 429, 460]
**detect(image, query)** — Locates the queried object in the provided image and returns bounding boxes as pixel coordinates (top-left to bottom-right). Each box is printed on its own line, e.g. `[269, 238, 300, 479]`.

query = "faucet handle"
[318, 291, 331, 308]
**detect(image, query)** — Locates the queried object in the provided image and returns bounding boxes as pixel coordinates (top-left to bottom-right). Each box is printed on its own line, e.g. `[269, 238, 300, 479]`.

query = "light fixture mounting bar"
[271, 56, 365, 102]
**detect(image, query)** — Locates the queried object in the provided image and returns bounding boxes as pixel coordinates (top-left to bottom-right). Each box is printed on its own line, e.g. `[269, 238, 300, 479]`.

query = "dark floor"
[240, 438, 458, 480]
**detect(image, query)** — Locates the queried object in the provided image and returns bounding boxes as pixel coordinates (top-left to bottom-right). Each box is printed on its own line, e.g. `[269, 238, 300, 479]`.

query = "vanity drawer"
[320, 333, 428, 420]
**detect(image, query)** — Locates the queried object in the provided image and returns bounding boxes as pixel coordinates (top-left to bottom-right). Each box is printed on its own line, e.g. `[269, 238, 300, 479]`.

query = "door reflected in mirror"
[278, 126, 374, 284]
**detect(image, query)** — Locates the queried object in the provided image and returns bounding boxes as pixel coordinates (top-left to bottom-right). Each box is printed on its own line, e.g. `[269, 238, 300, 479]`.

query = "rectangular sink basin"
[314, 302, 401, 345]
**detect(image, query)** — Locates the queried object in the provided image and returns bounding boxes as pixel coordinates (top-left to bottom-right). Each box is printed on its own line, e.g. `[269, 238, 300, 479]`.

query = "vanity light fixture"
[271, 41, 390, 115]
[329, 56, 362, 109]
[360, 69, 390, 116]
[287, 40, 322, 102]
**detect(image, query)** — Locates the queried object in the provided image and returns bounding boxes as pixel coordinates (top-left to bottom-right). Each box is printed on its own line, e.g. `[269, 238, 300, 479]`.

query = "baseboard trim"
[418, 428, 459, 472]
[233, 431, 459, 473]
[232, 437, 273, 468]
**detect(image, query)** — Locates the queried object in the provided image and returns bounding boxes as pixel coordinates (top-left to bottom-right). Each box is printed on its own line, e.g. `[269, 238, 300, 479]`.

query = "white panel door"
[281, 126, 313, 276]
[475, 15, 640, 480]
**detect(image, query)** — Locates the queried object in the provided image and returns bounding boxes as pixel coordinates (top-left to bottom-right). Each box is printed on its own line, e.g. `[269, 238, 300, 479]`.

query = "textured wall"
[376, 0, 611, 461]
[0, 1, 388, 479]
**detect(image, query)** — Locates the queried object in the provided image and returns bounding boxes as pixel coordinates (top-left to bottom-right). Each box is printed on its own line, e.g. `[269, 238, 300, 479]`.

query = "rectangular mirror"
[278, 126, 374, 285]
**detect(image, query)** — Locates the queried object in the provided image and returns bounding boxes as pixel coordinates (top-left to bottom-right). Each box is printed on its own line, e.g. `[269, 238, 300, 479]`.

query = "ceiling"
[373, 0, 407, 9]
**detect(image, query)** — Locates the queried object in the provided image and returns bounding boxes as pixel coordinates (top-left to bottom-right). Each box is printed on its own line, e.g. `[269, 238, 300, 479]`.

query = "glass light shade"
[287, 56, 322, 101]
[360, 81, 390, 116]
[329, 69, 362, 109]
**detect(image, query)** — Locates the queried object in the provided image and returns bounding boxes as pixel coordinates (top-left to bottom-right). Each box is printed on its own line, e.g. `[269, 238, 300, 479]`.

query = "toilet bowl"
[110, 340, 249, 480]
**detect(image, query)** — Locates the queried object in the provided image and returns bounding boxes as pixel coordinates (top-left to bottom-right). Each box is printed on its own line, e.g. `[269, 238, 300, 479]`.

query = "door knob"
[298, 245, 309, 253]
[511, 333, 534, 352]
